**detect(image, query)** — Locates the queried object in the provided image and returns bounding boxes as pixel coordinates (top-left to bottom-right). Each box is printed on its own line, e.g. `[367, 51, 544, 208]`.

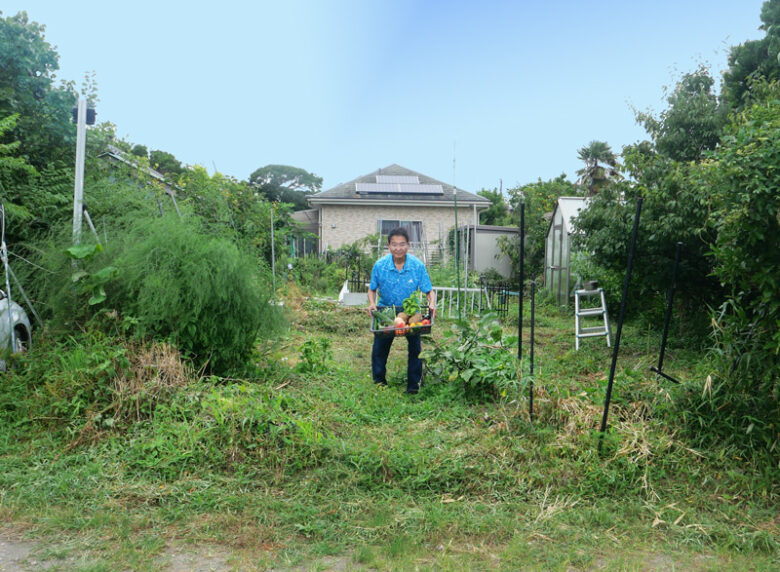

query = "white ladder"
[575, 287, 611, 350]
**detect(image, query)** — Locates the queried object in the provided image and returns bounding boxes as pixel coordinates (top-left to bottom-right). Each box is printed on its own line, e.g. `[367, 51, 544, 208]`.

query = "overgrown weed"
[0, 298, 778, 569]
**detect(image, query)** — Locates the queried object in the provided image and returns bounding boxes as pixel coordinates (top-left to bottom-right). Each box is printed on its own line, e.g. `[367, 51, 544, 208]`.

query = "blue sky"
[4, 1, 767, 193]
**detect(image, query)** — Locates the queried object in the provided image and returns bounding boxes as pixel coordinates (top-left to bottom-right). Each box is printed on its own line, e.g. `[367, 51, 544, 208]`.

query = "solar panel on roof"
[356, 182, 444, 195]
[376, 175, 419, 184]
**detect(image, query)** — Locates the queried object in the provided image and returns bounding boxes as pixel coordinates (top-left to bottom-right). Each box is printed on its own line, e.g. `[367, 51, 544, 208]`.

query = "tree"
[722, 0, 780, 109]
[130, 144, 148, 159]
[503, 174, 578, 279]
[637, 67, 725, 162]
[0, 11, 77, 169]
[249, 164, 322, 211]
[149, 149, 184, 177]
[0, 113, 38, 222]
[477, 187, 510, 225]
[575, 140, 619, 196]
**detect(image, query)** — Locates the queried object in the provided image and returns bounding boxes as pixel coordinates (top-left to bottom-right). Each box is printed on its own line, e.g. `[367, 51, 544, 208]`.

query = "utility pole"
[72, 98, 87, 244]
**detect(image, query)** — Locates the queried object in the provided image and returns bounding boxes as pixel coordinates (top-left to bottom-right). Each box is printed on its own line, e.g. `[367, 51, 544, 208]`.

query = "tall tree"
[477, 187, 509, 226]
[637, 67, 725, 162]
[575, 140, 618, 196]
[0, 11, 77, 168]
[502, 174, 578, 278]
[249, 164, 322, 211]
[149, 149, 184, 177]
[722, 0, 780, 109]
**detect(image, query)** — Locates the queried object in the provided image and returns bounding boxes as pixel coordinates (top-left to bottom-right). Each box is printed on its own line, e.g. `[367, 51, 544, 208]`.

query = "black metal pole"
[517, 204, 525, 361]
[599, 198, 643, 451]
[650, 242, 682, 382]
[529, 279, 535, 422]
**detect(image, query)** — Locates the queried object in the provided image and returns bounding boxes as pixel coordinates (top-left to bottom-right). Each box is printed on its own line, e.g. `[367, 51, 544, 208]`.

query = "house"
[307, 164, 490, 263]
[544, 196, 588, 305]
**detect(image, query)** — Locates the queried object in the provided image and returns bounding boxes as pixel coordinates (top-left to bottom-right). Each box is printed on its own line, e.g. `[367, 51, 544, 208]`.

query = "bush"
[38, 213, 280, 375]
[680, 91, 780, 456]
[421, 313, 521, 401]
[106, 215, 278, 374]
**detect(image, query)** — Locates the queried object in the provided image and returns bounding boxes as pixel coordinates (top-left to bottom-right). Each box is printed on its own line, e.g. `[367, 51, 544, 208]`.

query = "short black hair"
[387, 227, 410, 243]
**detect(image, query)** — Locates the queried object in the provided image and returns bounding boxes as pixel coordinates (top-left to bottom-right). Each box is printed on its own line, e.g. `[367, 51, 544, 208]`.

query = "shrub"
[38, 213, 279, 375]
[105, 214, 278, 374]
[421, 313, 521, 401]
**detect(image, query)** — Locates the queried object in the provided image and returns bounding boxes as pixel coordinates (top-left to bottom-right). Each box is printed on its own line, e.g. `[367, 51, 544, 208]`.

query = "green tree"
[573, 68, 726, 325]
[637, 66, 725, 162]
[149, 149, 184, 177]
[130, 144, 148, 159]
[722, 0, 780, 109]
[706, 88, 780, 403]
[249, 164, 322, 211]
[477, 187, 510, 225]
[503, 174, 578, 279]
[575, 140, 619, 196]
[0, 11, 77, 169]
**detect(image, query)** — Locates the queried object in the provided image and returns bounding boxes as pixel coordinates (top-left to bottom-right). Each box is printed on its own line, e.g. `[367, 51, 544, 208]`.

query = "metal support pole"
[82, 205, 101, 245]
[599, 198, 643, 451]
[271, 203, 276, 299]
[650, 241, 682, 383]
[472, 204, 477, 273]
[72, 98, 87, 245]
[453, 170, 461, 321]
[8, 265, 43, 329]
[517, 204, 525, 361]
[529, 279, 536, 422]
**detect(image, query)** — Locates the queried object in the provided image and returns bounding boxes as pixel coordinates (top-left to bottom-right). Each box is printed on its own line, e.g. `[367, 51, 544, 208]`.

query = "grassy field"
[0, 294, 778, 570]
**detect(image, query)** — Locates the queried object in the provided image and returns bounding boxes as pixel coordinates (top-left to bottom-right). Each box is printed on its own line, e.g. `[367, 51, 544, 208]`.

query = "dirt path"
[0, 529, 232, 571]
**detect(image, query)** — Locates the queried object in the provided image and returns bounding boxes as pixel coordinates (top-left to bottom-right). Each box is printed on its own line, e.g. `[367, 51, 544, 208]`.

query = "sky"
[3, 1, 768, 193]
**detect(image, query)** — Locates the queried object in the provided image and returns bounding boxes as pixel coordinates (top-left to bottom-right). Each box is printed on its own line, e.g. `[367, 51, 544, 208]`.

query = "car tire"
[12, 326, 29, 354]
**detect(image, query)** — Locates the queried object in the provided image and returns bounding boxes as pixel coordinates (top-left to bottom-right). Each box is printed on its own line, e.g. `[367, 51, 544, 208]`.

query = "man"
[367, 227, 436, 394]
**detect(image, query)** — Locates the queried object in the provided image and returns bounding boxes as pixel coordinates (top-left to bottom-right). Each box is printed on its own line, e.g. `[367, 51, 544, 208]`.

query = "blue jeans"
[372, 333, 423, 392]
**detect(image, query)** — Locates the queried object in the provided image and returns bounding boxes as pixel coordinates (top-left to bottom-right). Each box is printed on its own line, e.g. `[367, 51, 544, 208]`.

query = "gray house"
[307, 164, 490, 262]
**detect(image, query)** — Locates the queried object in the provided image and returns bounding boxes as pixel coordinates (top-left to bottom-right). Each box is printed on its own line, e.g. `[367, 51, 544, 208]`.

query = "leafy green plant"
[421, 312, 520, 401]
[402, 290, 422, 317]
[296, 337, 332, 374]
[66, 243, 118, 305]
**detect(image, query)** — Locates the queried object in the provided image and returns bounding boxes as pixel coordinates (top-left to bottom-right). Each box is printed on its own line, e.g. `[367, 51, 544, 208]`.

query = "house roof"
[309, 164, 491, 208]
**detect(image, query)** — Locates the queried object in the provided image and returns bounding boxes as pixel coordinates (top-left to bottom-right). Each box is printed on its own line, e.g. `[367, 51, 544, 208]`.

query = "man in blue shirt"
[368, 227, 436, 394]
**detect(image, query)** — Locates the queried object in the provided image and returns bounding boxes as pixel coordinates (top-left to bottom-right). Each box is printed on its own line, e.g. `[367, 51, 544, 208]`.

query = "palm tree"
[576, 140, 619, 196]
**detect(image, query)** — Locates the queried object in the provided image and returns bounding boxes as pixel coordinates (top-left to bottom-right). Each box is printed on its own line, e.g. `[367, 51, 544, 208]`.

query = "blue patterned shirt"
[369, 254, 433, 307]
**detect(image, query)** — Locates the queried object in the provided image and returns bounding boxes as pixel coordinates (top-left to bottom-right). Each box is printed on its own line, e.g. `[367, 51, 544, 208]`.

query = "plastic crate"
[370, 305, 434, 338]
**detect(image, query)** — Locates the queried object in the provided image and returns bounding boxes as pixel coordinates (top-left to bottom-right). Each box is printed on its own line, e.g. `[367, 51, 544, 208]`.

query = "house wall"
[319, 205, 478, 251]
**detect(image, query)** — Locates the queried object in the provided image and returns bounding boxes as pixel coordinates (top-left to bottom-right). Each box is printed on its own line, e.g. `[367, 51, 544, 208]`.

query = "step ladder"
[574, 287, 611, 350]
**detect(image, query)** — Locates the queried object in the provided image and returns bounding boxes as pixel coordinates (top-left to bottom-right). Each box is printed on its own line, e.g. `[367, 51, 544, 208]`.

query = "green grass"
[0, 297, 777, 570]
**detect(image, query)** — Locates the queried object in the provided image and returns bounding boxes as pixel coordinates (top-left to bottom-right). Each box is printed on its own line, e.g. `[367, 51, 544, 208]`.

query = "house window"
[378, 220, 423, 243]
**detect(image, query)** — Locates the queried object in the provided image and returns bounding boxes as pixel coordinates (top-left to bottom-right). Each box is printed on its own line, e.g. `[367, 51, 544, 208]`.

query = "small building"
[544, 196, 588, 305]
[460, 224, 519, 279]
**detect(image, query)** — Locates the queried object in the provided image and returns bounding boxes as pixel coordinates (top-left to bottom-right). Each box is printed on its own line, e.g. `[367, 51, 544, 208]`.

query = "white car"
[0, 290, 31, 367]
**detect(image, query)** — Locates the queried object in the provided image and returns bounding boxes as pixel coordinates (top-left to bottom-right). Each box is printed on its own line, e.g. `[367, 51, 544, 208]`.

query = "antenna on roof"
[452, 141, 462, 321]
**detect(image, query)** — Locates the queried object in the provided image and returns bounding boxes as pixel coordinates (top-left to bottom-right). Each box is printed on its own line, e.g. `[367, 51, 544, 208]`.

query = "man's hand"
[426, 291, 437, 320]
[367, 289, 378, 315]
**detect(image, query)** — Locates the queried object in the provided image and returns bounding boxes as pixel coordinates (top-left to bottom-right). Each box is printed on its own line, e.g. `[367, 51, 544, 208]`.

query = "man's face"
[389, 237, 408, 257]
